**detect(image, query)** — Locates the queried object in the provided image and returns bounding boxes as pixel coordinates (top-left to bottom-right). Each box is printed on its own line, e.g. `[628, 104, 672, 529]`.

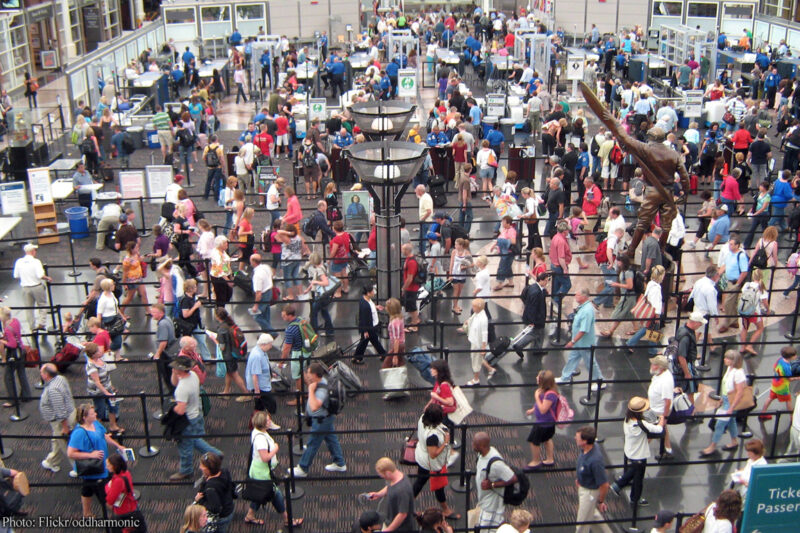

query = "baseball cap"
[433, 211, 447, 219]
[654, 510, 676, 527]
[256, 333, 274, 346]
[23, 243, 38, 253]
[426, 232, 439, 241]
[688, 310, 708, 324]
[169, 356, 194, 372]
[119, 213, 129, 223]
[649, 355, 669, 369]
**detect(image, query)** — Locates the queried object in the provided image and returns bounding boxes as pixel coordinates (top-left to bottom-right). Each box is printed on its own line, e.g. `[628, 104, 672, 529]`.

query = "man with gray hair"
[549, 220, 573, 306]
[416, 184, 434, 254]
[39, 363, 77, 475]
[13, 243, 52, 332]
[556, 287, 606, 390]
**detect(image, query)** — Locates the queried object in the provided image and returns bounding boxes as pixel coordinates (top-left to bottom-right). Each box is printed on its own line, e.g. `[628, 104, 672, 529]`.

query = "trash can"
[65, 206, 89, 239]
[481, 116, 498, 138]
[499, 118, 516, 144]
[146, 123, 160, 149]
[127, 126, 144, 149]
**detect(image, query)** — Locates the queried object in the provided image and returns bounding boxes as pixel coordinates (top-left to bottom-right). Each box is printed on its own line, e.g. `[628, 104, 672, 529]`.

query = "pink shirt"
[498, 225, 517, 241]
[721, 175, 742, 201]
[549, 232, 572, 267]
[2, 318, 22, 349]
[284, 195, 302, 224]
[388, 317, 405, 346]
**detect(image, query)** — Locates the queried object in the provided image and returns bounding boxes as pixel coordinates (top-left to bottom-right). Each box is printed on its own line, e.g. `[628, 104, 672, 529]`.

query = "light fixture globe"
[349, 101, 417, 140]
[345, 141, 428, 186]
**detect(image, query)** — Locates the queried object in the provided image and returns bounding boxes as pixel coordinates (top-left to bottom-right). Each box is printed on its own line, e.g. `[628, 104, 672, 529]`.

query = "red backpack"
[609, 142, 624, 165]
[230, 324, 248, 359]
[595, 238, 613, 264]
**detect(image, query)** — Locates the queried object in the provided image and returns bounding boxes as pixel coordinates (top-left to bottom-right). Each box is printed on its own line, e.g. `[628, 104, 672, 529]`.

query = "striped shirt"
[39, 375, 75, 422]
[152, 111, 172, 131]
[388, 317, 405, 346]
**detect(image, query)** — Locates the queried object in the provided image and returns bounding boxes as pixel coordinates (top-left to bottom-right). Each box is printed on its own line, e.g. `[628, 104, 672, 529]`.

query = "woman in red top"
[105, 454, 144, 532]
[236, 207, 255, 270]
[720, 168, 744, 215]
[581, 178, 602, 251]
[731, 125, 753, 156]
[451, 134, 468, 183]
[281, 186, 302, 230]
[328, 220, 351, 297]
[428, 359, 458, 447]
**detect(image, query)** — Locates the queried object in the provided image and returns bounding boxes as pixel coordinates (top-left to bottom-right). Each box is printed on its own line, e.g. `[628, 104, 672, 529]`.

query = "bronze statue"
[578, 82, 688, 257]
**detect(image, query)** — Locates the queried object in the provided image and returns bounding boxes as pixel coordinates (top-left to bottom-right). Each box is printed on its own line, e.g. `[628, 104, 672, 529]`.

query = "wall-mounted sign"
[0, 182, 27, 214]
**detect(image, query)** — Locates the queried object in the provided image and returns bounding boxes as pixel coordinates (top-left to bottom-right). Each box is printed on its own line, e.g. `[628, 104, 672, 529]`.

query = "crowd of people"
[4, 4, 800, 533]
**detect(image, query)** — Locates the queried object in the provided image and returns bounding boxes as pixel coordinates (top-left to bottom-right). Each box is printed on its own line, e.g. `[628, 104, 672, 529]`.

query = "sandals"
[284, 518, 304, 527]
[452, 308, 462, 315]
[244, 517, 264, 526]
[599, 331, 613, 338]
[444, 513, 461, 521]
[722, 443, 739, 451]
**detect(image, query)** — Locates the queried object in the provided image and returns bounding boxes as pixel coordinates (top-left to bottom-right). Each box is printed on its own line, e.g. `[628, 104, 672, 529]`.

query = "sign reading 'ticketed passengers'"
[741, 463, 800, 533]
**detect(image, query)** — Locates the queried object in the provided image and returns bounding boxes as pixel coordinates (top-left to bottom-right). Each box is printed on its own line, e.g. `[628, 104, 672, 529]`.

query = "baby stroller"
[345, 234, 371, 281]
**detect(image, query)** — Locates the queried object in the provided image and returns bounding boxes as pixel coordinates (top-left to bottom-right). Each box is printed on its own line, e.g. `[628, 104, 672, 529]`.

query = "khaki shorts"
[157, 130, 173, 150]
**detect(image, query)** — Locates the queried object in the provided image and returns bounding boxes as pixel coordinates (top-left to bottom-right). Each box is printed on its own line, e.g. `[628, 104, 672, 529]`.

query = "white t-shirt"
[703, 504, 733, 533]
[648, 370, 674, 415]
[474, 268, 491, 298]
[721, 366, 746, 396]
[418, 193, 433, 221]
[250, 429, 278, 478]
[252, 264, 273, 294]
[428, 242, 444, 275]
[266, 184, 281, 210]
[96, 293, 119, 320]
[174, 371, 201, 419]
[476, 447, 515, 518]
[196, 232, 215, 260]
[415, 418, 449, 472]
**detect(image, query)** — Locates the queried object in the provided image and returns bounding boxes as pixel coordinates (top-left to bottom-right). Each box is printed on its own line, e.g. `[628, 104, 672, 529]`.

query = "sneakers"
[590, 382, 607, 391]
[555, 377, 571, 385]
[292, 466, 308, 478]
[268, 422, 281, 431]
[69, 470, 78, 478]
[447, 451, 460, 468]
[169, 472, 191, 481]
[487, 368, 497, 379]
[235, 395, 251, 403]
[324, 463, 347, 472]
[41, 460, 60, 473]
[465, 379, 479, 386]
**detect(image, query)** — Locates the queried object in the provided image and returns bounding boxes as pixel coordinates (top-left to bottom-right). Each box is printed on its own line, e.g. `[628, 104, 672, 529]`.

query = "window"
[760, 0, 793, 21]
[165, 7, 196, 25]
[653, 1, 683, 16]
[688, 2, 718, 17]
[201, 6, 231, 23]
[724, 3, 755, 18]
[236, 4, 264, 20]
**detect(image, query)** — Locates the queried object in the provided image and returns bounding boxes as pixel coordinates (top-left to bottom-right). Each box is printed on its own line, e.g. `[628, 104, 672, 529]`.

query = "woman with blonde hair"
[84, 342, 123, 434]
[209, 235, 233, 307]
[524, 370, 559, 469]
[701, 350, 747, 456]
[625, 264, 665, 355]
[303, 252, 335, 338]
[738, 268, 769, 356]
[120, 241, 149, 315]
[276, 224, 303, 300]
[180, 503, 208, 533]
[448, 238, 472, 315]
[749, 225, 779, 290]
[385, 297, 405, 369]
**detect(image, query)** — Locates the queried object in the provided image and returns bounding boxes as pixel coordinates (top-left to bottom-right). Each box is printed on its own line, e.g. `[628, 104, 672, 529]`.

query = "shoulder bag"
[75, 428, 106, 477]
[240, 435, 275, 504]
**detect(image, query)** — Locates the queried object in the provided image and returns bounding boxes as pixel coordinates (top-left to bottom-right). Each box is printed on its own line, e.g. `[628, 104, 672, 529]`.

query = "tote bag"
[449, 386, 473, 425]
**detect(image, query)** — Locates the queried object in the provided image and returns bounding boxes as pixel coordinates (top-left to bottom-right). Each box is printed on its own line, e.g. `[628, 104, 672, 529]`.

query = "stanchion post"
[138, 196, 151, 237]
[284, 477, 296, 532]
[67, 230, 81, 277]
[450, 425, 469, 493]
[138, 391, 159, 457]
[550, 296, 568, 346]
[709, 342, 728, 401]
[593, 381, 605, 443]
[769, 411, 781, 458]
[0, 425, 13, 459]
[696, 315, 712, 372]
[580, 347, 597, 406]
[285, 431, 305, 500]
[152, 366, 166, 421]
[44, 265, 58, 331]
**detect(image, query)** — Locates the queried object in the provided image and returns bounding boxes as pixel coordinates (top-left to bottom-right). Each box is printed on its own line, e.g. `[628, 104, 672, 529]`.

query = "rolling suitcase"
[233, 270, 254, 297]
[328, 360, 364, 397]
[484, 336, 511, 365]
[313, 341, 342, 366]
[53, 342, 82, 373]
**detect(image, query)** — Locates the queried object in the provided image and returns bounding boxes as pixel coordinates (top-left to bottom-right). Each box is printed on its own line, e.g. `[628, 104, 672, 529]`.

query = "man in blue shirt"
[717, 33, 727, 49]
[170, 64, 184, 99]
[110, 125, 130, 170]
[765, 66, 781, 108]
[260, 50, 271, 88]
[280, 305, 306, 405]
[465, 34, 481, 54]
[239, 122, 258, 143]
[574, 426, 611, 527]
[230, 28, 242, 46]
[253, 106, 268, 125]
[468, 99, 482, 129]
[576, 143, 591, 182]
[706, 206, 731, 256]
[426, 125, 449, 147]
[332, 128, 354, 148]
[471, 50, 485, 79]
[181, 47, 194, 66]
[244, 334, 278, 418]
[319, 31, 329, 59]
[719, 236, 749, 333]
[393, 53, 408, 68]
[557, 288, 605, 386]
[441, 28, 454, 47]
[329, 57, 346, 98]
[244, 38, 253, 68]
[378, 70, 392, 100]
[385, 60, 399, 97]
[485, 127, 504, 155]
[755, 51, 770, 70]
[590, 24, 600, 44]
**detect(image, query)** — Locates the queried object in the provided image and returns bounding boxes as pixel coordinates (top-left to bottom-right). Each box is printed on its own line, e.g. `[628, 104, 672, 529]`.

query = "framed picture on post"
[342, 190, 370, 232]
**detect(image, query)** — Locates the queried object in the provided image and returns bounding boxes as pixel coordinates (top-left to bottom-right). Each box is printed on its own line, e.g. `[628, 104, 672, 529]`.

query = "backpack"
[631, 178, 645, 197]
[121, 134, 136, 154]
[750, 240, 770, 269]
[0, 478, 23, 518]
[450, 222, 470, 240]
[598, 195, 611, 218]
[178, 128, 195, 148]
[590, 136, 601, 157]
[788, 252, 799, 276]
[737, 282, 760, 315]
[301, 216, 318, 238]
[664, 336, 682, 376]
[411, 255, 428, 285]
[595, 239, 611, 264]
[789, 127, 800, 148]
[703, 138, 718, 156]
[290, 318, 319, 353]
[80, 137, 96, 155]
[554, 393, 575, 426]
[205, 146, 221, 167]
[302, 147, 317, 168]
[104, 269, 124, 299]
[485, 457, 529, 506]
[317, 375, 345, 415]
[632, 270, 646, 295]
[230, 324, 248, 359]
[200, 386, 211, 416]
[609, 142, 624, 165]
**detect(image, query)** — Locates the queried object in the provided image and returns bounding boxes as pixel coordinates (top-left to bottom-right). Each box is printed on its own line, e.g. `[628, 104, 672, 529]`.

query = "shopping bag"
[449, 386, 473, 425]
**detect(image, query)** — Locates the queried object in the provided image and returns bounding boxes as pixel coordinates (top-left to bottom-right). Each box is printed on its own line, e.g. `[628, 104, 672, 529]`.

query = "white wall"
[553, 0, 650, 35]
[268, 0, 360, 40]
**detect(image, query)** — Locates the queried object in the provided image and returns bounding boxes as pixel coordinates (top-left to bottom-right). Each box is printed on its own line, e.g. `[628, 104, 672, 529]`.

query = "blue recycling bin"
[65, 206, 89, 239]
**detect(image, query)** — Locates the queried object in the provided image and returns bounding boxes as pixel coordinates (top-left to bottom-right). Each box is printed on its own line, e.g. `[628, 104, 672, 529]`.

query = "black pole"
[551, 297, 568, 346]
[769, 411, 781, 458]
[138, 196, 151, 237]
[67, 231, 81, 277]
[0, 424, 13, 459]
[44, 265, 58, 331]
[450, 424, 469, 493]
[285, 431, 305, 499]
[292, 386, 306, 456]
[786, 289, 800, 340]
[593, 380, 605, 443]
[696, 315, 712, 372]
[580, 347, 597, 406]
[284, 477, 296, 533]
[709, 342, 728, 401]
[152, 365, 166, 421]
[138, 391, 159, 457]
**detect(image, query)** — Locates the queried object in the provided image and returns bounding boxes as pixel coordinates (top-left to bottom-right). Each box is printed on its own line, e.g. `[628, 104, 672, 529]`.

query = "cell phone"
[121, 448, 135, 462]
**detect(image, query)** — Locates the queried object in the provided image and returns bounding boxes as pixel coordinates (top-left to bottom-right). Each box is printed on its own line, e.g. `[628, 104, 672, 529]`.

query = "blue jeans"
[594, 264, 617, 307]
[721, 198, 736, 215]
[178, 415, 222, 475]
[545, 213, 558, 237]
[211, 511, 234, 533]
[178, 145, 192, 180]
[311, 298, 334, 337]
[496, 238, 513, 281]
[419, 222, 430, 254]
[768, 206, 786, 230]
[560, 347, 604, 381]
[250, 486, 286, 513]
[626, 326, 659, 355]
[711, 397, 738, 445]
[743, 213, 769, 249]
[101, 316, 123, 351]
[298, 415, 345, 471]
[192, 328, 212, 361]
[282, 260, 301, 287]
[713, 179, 722, 202]
[551, 265, 571, 307]
[204, 167, 223, 200]
[267, 209, 281, 226]
[255, 291, 276, 334]
[784, 275, 800, 296]
[224, 211, 234, 232]
[591, 155, 601, 175]
[459, 204, 474, 233]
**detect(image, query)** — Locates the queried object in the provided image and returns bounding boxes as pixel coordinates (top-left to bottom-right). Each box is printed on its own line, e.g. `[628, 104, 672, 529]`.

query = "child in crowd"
[384, 298, 405, 370]
[267, 219, 282, 270]
[426, 233, 446, 292]
[448, 238, 472, 316]
[759, 346, 798, 420]
[566, 206, 590, 269]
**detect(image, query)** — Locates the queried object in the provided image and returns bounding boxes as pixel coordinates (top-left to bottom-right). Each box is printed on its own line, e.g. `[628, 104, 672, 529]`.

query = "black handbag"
[241, 476, 274, 503]
[107, 315, 126, 337]
[75, 428, 106, 477]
